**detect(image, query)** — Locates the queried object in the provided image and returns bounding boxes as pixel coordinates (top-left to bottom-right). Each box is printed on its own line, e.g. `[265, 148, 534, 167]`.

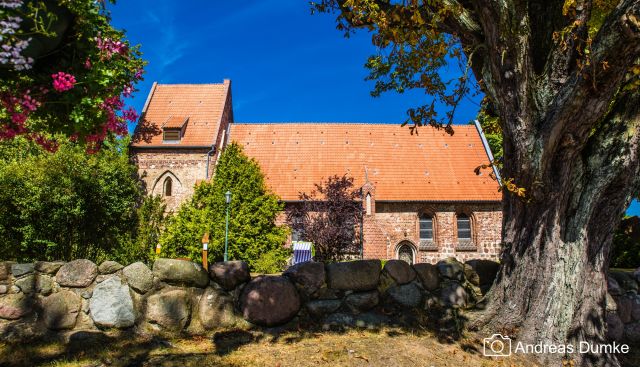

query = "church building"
[130, 80, 503, 264]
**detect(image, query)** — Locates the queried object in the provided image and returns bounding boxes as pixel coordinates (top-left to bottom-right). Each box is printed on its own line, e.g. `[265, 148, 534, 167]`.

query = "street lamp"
[224, 190, 232, 262]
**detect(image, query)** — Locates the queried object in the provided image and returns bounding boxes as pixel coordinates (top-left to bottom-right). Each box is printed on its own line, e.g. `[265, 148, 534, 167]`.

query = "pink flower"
[134, 69, 144, 80]
[122, 106, 138, 122]
[122, 84, 133, 97]
[84, 58, 92, 69]
[51, 72, 76, 92]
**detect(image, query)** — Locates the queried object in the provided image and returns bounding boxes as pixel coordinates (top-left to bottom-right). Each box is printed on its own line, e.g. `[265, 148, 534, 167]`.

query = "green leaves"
[160, 143, 289, 271]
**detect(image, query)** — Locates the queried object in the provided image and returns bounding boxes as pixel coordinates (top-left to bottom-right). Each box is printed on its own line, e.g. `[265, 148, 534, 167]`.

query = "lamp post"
[201, 232, 209, 269]
[224, 190, 232, 262]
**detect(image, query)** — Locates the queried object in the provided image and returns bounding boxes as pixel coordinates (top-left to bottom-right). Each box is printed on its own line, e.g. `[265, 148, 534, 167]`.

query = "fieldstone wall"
[1, 258, 638, 346]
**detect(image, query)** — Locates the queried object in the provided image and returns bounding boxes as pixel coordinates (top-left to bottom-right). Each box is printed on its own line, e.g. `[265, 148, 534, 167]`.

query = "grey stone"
[123, 262, 153, 294]
[34, 261, 64, 275]
[56, 259, 98, 287]
[209, 261, 250, 290]
[98, 260, 124, 274]
[440, 281, 469, 308]
[15, 274, 35, 294]
[463, 264, 480, 287]
[606, 293, 618, 312]
[610, 271, 639, 293]
[413, 263, 440, 291]
[0, 293, 31, 319]
[632, 296, 640, 321]
[634, 267, 640, 283]
[145, 288, 191, 330]
[239, 275, 300, 327]
[90, 277, 135, 328]
[387, 283, 422, 308]
[153, 258, 209, 288]
[464, 260, 500, 288]
[36, 274, 53, 295]
[624, 322, 640, 342]
[609, 277, 623, 296]
[0, 262, 10, 280]
[616, 296, 633, 324]
[283, 261, 325, 295]
[326, 260, 381, 291]
[607, 312, 624, 341]
[199, 286, 239, 329]
[41, 290, 81, 330]
[344, 291, 379, 313]
[11, 263, 34, 277]
[0, 285, 7, 294]
[9, 285, 19, 294]
[306, 299, 342, 318]
[436, 257, 464, 281]
[314, 287, 341, 300]
[382, 260, 416, 285]
[355, 312, 390, 329]
[81, 290, 92, 299]
[323, 312, 355, 328]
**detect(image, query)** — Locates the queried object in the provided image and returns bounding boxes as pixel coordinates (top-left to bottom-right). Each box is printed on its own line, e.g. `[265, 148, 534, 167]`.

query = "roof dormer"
[162, 116, 188, 143]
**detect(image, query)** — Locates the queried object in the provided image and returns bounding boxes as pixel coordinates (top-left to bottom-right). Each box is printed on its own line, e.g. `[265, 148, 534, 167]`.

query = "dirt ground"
[0, 327, 636, 367]
[0, 327, 539, 367]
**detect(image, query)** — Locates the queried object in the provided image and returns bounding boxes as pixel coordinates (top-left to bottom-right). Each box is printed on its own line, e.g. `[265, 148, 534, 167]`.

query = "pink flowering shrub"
[51, 72, 76, 92]
[0, 0, 146, 152]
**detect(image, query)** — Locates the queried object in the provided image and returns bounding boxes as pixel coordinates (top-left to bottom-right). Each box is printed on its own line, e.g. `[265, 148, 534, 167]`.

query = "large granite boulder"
[616, 296, 634, 324]
[199, 286, 239, 329]
[98, 261, 124, 275]
[208, 261, 250, 291]
[41, 290, 81, 330]
[283, 261, 325, 296]
[11, 263, 34, 277]
[387, 283, 422, 308]
[56, 259, 98, 287]
[15, 274, 35, 294]
[153, 259, 209, 288]
[624, 322, 640, 343]
[90, 277, 135, 328]
[436, 258, 464, 281]
[632, 296, 640, 321]
[34, 261, 64, 275]
[0, 293, 31, 320]
[465, 260, 500, 288]
[606, 312, 624, 341]
[610, 271, 639, 293]
[326, 260, 381, 291]
[306, 299, 342, 318]
[344, 291, 379, 313]
[634, 267, 640, 283]
[145, 288, 191, 330]
[608, 277, 623, 296]
[382, 260, 416, 285]
[413, 263, 440, 291]
[239, 276, 300, 327]
[440, 281, 469, 308]
[122, 262, 153, 294]
[463, 264, 480, 287]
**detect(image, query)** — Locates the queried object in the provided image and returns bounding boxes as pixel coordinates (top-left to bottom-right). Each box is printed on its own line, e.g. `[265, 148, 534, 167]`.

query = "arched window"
[419, 214, 433, 241]
[457, 214, 471, 241]
[397, 242, 415, 264]
[163, 177, 173, 197]
[365, 193, 372, 215]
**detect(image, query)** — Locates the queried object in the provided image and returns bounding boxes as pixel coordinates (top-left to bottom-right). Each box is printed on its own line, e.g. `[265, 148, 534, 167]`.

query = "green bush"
[160, 143, 289, 270]
[0, 137, 145, 263]
[253, 248, 291, 274]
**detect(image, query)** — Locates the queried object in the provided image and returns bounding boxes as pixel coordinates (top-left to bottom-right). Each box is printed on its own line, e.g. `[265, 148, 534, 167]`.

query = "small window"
[163, 129, 181, 142]
[292, 216, 305, 242]
[164, 177, 172, 197]
[457, 214, 471, 240]
[397, 243, 414, 264]
[419, 215, 433, 241]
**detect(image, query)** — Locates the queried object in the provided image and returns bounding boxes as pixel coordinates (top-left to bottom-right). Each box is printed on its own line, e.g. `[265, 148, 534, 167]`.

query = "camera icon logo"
[483, 334, 512, 357]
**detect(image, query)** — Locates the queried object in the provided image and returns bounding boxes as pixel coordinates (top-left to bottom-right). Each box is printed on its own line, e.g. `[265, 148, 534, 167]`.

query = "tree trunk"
[479, 94, 640, 366]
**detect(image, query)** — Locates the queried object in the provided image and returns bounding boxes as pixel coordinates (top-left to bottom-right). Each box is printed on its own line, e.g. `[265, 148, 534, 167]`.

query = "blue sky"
[108, 1, 639, 216]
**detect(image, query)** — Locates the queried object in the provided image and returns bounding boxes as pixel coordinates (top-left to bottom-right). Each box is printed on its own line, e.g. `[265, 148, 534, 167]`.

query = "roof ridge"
[155, 83, 226, 87]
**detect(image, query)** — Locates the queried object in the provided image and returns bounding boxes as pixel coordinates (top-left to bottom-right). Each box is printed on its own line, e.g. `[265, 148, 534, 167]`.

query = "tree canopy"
[159, 143, 290, 272]
[0, 0, 145, 151]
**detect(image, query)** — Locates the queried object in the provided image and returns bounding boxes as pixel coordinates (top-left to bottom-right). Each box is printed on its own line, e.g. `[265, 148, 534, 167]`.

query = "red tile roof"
[163, 116, 188, 129]
[230, 123, 501, 202]
[131, 81, 230, 147]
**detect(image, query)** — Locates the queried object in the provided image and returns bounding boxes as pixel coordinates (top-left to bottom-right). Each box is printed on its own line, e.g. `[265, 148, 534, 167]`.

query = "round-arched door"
[397, 242, 415, 264]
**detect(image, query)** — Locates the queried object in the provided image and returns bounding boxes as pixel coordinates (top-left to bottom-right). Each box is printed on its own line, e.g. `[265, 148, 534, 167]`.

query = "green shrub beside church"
[159, 143, 289, 272]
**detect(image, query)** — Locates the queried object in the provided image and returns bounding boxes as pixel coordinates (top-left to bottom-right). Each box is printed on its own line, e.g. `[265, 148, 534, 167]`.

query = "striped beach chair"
[292, 241, 313, 264]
